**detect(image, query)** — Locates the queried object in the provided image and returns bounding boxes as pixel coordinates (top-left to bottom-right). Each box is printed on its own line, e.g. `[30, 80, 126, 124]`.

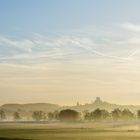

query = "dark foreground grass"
[0, 122, 140, 140]
[0, 138, 30, 140]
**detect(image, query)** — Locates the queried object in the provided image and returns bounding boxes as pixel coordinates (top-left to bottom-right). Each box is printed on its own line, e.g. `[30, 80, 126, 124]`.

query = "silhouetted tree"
[48, 112, 54, 120]
[53, 110, 59, 120]
[90, 108, 109, 120]
[58, 109, 79, 121]
[100, 109, 110, 120]
[90, 109, 102, 120]
[121, 109, 134, 120]
[13, 112, 21, 121]
[83, 110, 92, 120]
[137, 110, 140, 119]
[0, 110, 6, 120]
[32, 111, 46, 121]
[111, 108, 122, 120]
[48, 111, 59, 120]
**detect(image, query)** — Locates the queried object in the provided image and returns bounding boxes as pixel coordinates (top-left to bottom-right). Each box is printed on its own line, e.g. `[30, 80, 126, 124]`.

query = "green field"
[0, 122, 140, 140]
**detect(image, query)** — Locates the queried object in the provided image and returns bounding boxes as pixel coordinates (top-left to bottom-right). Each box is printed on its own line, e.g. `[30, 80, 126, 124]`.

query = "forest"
[1, 108, 140, 121]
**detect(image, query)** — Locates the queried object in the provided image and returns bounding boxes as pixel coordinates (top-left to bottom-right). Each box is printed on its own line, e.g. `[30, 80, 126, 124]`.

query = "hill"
[64, 97, 140, 113]
[1, 97, 140, 113]
[0, 103, 60, 112]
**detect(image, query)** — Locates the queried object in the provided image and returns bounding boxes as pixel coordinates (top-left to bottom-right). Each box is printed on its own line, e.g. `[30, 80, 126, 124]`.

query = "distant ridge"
[1, 103, 60, 112]
[70, 97, 140, 113]
[1, 97, 140, 113]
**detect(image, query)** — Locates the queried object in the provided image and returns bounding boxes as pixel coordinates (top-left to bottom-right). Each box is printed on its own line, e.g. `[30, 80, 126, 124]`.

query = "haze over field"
[2, 1, 140, 140]
[1, 97, 140, 113]
[1, 0, 140, 106]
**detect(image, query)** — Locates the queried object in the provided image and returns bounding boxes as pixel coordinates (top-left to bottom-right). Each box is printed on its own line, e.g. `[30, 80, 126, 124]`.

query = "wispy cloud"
[0, 35, 130, 63]
[121, 23, 140, 32]
[0, 35, 34, 53]
[1, 23, 140, 65]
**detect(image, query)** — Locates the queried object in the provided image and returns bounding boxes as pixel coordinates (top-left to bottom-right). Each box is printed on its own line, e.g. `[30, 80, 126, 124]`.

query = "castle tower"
[76, 102, 80, 106]
[94, 97, 102, 104]
[96, 97, 101, 102]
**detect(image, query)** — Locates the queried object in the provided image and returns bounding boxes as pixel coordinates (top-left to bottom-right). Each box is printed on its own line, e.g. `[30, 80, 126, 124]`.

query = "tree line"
[1, 108, 140, 121]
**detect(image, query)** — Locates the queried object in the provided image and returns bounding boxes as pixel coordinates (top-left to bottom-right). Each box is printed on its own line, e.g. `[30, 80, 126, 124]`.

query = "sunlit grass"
[0, 122, 140, 140]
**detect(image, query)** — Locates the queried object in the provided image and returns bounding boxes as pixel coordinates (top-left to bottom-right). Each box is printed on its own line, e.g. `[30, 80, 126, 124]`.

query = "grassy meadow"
[0, 121, 140, 140]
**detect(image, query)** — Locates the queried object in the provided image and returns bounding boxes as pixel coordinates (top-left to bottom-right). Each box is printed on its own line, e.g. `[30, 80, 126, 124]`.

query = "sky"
[1, 0, 140, 105]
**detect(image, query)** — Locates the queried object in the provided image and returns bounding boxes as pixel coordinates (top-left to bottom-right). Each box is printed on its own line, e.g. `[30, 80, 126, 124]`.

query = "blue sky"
[1, 0, 140, 63]
[1, 0, 140, 105]
[1, 0, 140, 36]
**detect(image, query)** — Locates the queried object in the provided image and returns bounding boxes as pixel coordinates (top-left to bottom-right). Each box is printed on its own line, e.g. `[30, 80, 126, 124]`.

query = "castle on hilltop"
[95, 97, 102, 102]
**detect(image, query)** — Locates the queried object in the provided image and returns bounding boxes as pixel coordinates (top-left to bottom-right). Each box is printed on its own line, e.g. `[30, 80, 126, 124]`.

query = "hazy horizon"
[1, 0, 140, 106]
[1, 97, 140, 107]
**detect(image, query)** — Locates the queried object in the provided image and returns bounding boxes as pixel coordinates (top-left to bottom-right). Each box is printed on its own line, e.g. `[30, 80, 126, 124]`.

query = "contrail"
[76, 41, 131, 60]
[74, 39, 140, 61]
